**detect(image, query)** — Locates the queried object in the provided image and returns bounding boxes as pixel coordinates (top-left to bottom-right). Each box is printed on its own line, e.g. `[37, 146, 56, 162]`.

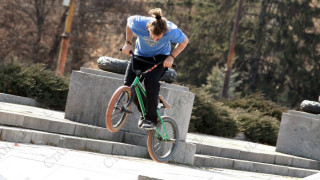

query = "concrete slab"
[0, 103, 194, 165]
[0, 106, 124, 143]
[0, 111, 25, 127]
[123, 132, 148, 147]
[0, 102, 65, 120]
[73, 124, 123, 142]
[187, 133, 320, 170]
[303, 173, 320, 179]
[0, 125, 148, 159]
[80, 67, 189, 92]
[65, 70, 194, 141]
[0, 93, 42, 107]
[0, 102, 318, 177]
[30, 131, 60, 146]
[276, 111, 320, 161]
[195, 154, 319, 178]
[84, 139, 114, 154]
[0, 141, 298, 180]
[234, 160, 254, 172]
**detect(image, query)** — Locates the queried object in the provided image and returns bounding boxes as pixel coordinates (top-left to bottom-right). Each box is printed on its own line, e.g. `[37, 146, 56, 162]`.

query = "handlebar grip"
[172, 64, 177, 68]
[119, 48, 133, 54]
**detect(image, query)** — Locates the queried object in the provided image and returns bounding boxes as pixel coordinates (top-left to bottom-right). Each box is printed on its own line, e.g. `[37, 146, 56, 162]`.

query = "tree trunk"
[249, 0, 268, 92]
[47, 8, 68, 70]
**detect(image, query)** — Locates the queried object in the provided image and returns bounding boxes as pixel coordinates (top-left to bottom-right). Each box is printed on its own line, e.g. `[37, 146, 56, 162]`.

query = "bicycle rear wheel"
[106, 86, 132, 132]
[147, 116, 179, 163]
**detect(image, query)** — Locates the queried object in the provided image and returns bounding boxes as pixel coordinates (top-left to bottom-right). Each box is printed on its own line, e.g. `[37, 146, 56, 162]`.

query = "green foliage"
[176, 0, 237, 86]
[226, 93, 288, 121]
[189, 87, 240, 137]
[0, 63, 23, 96]
[237, 112, 280, 146]
[151, 0, 320, 108]
[189, 88, 285, 145]
[204, 64, 241, 99]
[0, 63, 69, 110]
[234, 0, 320, 107]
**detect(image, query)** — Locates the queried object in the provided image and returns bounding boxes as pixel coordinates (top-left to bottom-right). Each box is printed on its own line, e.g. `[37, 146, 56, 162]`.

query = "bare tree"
[0, 0, 65, 68]
[0, 0, 145, 72]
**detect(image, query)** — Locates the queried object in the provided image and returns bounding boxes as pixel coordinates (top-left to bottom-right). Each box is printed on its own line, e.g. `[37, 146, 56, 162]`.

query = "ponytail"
[147, 8, 168, 35]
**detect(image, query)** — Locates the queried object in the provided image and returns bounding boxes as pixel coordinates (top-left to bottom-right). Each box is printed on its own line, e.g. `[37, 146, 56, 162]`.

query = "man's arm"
[163, 35, 189, 68]
[171, 35, 189, 58]
[122, 25, 134, 55]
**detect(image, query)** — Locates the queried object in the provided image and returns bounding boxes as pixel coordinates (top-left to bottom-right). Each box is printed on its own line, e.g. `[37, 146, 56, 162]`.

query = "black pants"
[124, 54, 168, 123]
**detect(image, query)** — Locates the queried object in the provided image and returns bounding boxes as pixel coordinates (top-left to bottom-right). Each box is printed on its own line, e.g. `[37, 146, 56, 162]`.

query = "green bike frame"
[131, 76, 170, 141]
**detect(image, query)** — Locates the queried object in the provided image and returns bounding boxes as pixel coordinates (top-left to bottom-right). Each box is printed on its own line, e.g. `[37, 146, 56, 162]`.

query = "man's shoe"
[138, 116, 145, 128]
[141, 120, 156, 130]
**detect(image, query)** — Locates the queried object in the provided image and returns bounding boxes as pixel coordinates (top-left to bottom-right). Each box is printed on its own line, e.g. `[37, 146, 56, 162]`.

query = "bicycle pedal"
[141, 126, 156, 131]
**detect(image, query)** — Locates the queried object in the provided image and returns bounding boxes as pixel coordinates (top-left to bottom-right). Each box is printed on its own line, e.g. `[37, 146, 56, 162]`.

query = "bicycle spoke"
[106, 87, 132, 131]
[155, 145, 162, 153]
[148, 117, 179, 162]
[154, 142, 160, 147]
[113, 105, 122, 111]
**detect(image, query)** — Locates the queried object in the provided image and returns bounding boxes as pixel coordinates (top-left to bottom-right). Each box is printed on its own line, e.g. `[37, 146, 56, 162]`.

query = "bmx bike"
[105, 50, 179, 163]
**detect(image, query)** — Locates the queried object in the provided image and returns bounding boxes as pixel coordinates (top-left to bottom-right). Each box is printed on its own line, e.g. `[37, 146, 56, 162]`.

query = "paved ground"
[0, 103, 290, 155]
[0, 102, 316, 161]
[0, 141, 299, 180]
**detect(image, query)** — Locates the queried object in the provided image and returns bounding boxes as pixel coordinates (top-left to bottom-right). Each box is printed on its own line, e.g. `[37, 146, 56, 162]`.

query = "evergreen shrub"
[189, 87, 239, 137]
[188, 87, 286, 145]
[237, 112, 280, 145]
[0, 63, 69, 110]
[227, 93, 287, 120]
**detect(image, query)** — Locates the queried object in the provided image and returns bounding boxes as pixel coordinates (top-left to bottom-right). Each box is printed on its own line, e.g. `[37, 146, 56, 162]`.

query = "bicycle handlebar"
[119, 48, 176, 68]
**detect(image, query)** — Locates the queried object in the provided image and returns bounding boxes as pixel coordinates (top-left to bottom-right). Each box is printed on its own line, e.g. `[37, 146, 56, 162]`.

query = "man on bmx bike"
[121, 8, 189, 130]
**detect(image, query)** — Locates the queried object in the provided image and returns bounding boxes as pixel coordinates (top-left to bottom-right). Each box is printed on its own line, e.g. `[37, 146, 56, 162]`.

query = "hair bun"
[155, 15, 161, 20]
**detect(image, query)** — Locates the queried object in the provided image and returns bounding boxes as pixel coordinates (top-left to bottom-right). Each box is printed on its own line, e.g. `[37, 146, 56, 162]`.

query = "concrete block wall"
[276, 110, 320, 161]
[65, 68, 195, 142]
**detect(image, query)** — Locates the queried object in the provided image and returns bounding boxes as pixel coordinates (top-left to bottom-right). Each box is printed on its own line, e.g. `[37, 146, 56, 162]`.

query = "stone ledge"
[0, 110, 124, 142]
[193, 142, 320, 170]
[194, 154, 319, 178]
[80, 67, 189, 92]
[0, 93, 43, 107]
[0, 108, 195, 165]
[276, 112, 320, 161]
[0, 125, 149, 158]
[288, 110, 320, 120]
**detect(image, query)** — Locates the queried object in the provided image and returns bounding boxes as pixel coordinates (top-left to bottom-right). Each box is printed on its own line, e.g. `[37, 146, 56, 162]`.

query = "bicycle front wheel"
[106, 86, 132, 132]
[147, 116, 179, 163]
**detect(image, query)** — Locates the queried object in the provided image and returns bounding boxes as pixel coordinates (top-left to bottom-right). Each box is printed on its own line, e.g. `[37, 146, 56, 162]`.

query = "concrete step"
[0, 108, 125, 143]
[0, 103, 196, 165]
[0, 107, 177, 148]
[195, 143, 320, 171]
[0, 125, 149, 158]
[187, 133, 320, 171]
[0, 105, 150, 147]
[194, 154, 319, 178]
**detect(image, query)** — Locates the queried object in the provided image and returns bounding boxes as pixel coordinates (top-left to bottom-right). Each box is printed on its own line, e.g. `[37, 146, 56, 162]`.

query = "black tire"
[106, 86, 132, 132]
[147, 116, 179, 163]
[300, 100, 320, 114]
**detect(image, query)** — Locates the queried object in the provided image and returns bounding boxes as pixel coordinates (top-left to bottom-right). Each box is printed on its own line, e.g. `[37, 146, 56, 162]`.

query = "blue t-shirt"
[127, 15, 186, 57]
